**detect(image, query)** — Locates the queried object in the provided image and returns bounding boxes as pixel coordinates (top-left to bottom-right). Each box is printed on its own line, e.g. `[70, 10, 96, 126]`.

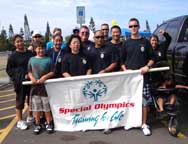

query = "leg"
[157, 97, 164, 112]
[169, 94, 176, 105]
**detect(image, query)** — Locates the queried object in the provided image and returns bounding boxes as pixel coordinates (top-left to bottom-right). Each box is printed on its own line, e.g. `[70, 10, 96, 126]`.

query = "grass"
[0, 55, 8, 78]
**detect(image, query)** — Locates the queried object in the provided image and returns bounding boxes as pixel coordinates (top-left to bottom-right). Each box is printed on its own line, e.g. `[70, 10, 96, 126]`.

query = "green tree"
[89, 17, 95, 32]
[24, 14, 31, 41]
[44, 21, 51, 43]
[20, 27, 24, 36]
[0, 27, 8, 51]
[8, 24, 14, 38]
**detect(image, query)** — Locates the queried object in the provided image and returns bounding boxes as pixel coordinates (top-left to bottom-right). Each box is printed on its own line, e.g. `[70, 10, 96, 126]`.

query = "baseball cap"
[32, 30, 42, 37]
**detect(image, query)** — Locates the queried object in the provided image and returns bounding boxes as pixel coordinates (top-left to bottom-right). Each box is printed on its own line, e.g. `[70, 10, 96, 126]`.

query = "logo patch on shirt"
[82, 58, 87, 64]
[158, 52, 161, 57]
[100, 53, 104, 59]
[141, 46, 145, 52]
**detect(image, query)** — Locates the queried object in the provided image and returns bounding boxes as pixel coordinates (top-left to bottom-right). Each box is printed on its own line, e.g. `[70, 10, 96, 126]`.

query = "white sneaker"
[141, 124, 151, 136]
[26, 117, 34, 124]
[124, 125, 131, 130]
[17, 121, 28, 130]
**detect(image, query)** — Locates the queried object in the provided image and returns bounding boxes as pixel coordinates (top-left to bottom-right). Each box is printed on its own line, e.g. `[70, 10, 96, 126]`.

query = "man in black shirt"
[105, 25, 123, 71]
[79, 25, 94, 57]
[90, 30, 118, 74]
[121, 18, 155, 136]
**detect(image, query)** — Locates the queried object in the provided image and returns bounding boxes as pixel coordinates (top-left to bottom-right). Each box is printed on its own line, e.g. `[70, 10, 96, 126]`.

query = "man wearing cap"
[28, 31, 43, 54]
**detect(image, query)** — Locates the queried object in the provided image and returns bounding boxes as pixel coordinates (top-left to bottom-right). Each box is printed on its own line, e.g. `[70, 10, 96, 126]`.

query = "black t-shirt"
[46, 48, 66, 78]
[105, 41, 123, 71]
[153, 32, 171, 63]
[62, 53, 91, 76]
[89, 45, 118, 74]
[6, 50, 33, 91]
[82, 40, 95, 57]
[120, 37, 155, 70]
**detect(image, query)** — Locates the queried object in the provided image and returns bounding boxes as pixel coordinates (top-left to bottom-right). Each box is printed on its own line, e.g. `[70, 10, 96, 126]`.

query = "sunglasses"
[102, 29, 109, 31]
[81, 31, 89, 35]
[34, 36, 42, 38]
[129, 25, 138, 28]
[95, 36, 104, 39]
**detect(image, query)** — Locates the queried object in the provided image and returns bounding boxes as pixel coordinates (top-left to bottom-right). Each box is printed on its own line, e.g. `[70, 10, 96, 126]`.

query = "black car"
[153, 15, 188, 85]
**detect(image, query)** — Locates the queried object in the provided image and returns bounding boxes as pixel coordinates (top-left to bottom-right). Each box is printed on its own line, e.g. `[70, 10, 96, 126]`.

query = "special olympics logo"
[82, 80, 107, 102]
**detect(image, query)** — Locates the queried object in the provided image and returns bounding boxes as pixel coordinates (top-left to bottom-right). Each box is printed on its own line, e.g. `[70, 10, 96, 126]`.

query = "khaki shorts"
[31, 95, 51, 112]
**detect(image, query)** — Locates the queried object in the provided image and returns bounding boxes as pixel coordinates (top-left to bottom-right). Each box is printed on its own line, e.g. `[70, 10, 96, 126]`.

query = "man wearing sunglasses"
[120, 18, 155, 136]
[90, 30, 118, 75]
[101, 23, 110, 42]
[79, 25, 94, 57]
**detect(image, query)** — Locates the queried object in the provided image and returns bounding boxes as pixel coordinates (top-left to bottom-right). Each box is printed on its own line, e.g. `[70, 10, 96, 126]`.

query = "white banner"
[45, 71, 143, 131]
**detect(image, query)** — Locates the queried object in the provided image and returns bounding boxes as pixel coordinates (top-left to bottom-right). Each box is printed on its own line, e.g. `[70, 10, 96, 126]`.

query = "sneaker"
[46, 122, 54, 134]
[26, 117, 35, 124]
[141, 124, 151, 136]
[124, 125, 131, 131]
[17, 121, 28, 130]
[33, 124, 42, 135]
[103, 129, 112, 134]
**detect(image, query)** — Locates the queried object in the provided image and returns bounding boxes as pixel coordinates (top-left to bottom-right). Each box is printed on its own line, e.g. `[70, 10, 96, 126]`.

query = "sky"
[0, 0, 188, 36]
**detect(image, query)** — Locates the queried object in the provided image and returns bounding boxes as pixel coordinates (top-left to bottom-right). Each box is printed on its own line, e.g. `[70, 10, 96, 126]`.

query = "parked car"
[153, 15, 188, 85]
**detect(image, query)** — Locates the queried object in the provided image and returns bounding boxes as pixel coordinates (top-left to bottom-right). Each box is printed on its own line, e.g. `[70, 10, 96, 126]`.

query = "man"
[106, 25, 122, 71]
[79, 25, 94, 56]
[101, 23, 110, 42]
[120, 18, 155, 136]
[90, 30, 118, 74]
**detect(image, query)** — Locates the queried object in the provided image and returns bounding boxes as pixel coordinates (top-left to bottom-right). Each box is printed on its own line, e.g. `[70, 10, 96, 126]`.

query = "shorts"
[31, 95, 51, 112]
[142, 83, 152, 106]
[16, 85, 30, 110]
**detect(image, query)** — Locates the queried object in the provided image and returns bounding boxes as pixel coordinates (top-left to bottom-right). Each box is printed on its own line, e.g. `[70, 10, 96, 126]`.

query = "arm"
[140, 59, 155, 74]
[98, 62, 117, 74]
[121, 64, 127, 71]
[38, 71, 54, 84]
[63, 72, 71, 77]
[28, 72, 38, 84]
[86, 69, 92, 75]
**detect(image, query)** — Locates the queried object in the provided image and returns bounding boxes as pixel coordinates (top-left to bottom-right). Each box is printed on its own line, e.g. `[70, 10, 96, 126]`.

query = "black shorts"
[15, 85, 30, 110]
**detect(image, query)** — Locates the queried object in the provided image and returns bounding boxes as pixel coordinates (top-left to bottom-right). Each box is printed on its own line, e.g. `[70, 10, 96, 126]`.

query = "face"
[150, 37, 158, 49]
[111, 28, 121, 41]
[33, 35, 42, 42]
[79, 27, 89, 42]
[129, 20, 139, 35]
[94, 31, 104, 47]
[35, 46, 45, 57]
[69, 38, 80, 54]
[53, 35, 63, 49]
[14, 37, 24, 50]
[101, 25, 109, 37]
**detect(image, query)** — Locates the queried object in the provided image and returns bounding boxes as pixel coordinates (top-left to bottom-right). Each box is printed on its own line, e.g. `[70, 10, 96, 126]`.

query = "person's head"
[150, 35, 159, 49]
[53, 28, 62, 36]
[67, 35, 82, 54]
[111, 25, 121, 42]
[53, 34, 63, 50]
[79, 25, 90, 42]
[33, 41, 45, 57]
[128, 18, 140, 35]
[32, 31, 43, 43]
[73, 28, 79, 36]
[101, 23, 109, 40]
[13, 34, 24, 50]
[94, 30, 104, 48]
[162, 72, 174, 87]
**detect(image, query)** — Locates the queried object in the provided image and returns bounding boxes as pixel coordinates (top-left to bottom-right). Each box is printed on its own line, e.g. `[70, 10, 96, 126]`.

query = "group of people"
[6, 17, 188, 136]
